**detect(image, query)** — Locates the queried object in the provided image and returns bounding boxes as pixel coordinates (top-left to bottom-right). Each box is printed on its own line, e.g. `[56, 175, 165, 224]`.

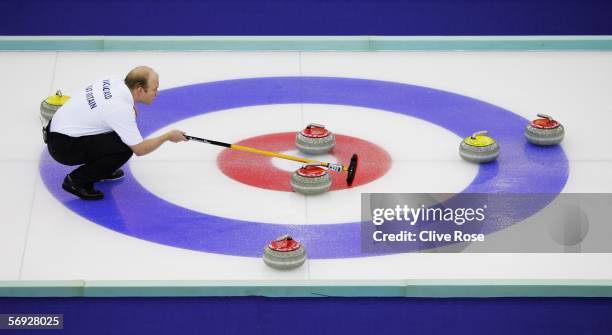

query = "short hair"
[124, 66, 153, 91]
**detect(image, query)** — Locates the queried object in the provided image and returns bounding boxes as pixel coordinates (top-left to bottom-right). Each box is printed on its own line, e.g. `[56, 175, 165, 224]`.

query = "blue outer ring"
[39, 77, 568, 258]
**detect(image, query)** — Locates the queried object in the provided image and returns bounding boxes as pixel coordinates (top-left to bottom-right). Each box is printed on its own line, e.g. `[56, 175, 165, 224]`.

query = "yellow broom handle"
[185, 135, 348, 172]
[230, 144, 348, 171]
[231, 144, 320, 165]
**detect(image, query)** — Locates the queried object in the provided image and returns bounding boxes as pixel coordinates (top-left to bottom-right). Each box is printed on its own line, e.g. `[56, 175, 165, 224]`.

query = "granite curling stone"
[459, 130, 500, 163]
[40, 90, 70, 123]
[295, 123, 336, 155]
[525, 113, 565, 146]
[263, 235, 306, 270]
[291, 164, 332, 195]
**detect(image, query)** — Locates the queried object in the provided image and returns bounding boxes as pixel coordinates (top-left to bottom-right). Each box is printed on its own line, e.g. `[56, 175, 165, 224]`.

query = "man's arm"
[130, 129, 187, 156]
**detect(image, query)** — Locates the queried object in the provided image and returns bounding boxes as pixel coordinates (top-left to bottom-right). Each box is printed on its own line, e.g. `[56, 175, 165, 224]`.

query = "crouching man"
[46, 66, 187, 200]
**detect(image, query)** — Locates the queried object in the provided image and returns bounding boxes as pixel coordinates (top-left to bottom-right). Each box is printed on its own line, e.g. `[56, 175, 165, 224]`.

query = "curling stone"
[40, 90, 70, 123]
[295, 123, 336, 155]
[263, 235, 306, 270]
[525, 113, 564, 146]
[290, 164, 332, 195]
[459, 130, 499, 163]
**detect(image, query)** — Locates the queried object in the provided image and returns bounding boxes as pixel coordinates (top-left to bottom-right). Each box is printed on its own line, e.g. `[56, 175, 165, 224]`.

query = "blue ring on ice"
[40, 77, 568, 258]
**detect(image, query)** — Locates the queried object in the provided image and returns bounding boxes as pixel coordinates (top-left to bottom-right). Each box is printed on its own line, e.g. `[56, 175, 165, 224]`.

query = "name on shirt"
[102, 79, 112, 99]
[85, 79, 113, 110]
[85, 85, 97, 109]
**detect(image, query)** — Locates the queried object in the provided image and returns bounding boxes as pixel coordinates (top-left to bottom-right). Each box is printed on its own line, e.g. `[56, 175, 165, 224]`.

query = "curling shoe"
[62, 175, 104, 200]
[99, 169, 125, 182]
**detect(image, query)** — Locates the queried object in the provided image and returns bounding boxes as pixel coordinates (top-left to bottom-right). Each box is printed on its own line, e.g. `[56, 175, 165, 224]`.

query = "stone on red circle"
[291, 166, 332, 195]
[296, 123, 336, 155]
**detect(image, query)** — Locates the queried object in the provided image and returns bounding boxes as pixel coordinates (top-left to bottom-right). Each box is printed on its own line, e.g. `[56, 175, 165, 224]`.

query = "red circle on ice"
[217, 132, 391, 192]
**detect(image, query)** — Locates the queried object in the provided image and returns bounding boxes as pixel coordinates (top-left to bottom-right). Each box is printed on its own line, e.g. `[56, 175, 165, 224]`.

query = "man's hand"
[167, 130, 188, 143]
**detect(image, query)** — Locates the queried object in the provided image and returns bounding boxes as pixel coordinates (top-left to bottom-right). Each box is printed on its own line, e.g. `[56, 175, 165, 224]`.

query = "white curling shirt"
[50, 75, 144, 146]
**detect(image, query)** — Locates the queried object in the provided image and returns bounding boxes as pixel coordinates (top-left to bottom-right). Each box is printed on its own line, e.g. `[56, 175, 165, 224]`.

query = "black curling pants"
[47, 126, 134, 189]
